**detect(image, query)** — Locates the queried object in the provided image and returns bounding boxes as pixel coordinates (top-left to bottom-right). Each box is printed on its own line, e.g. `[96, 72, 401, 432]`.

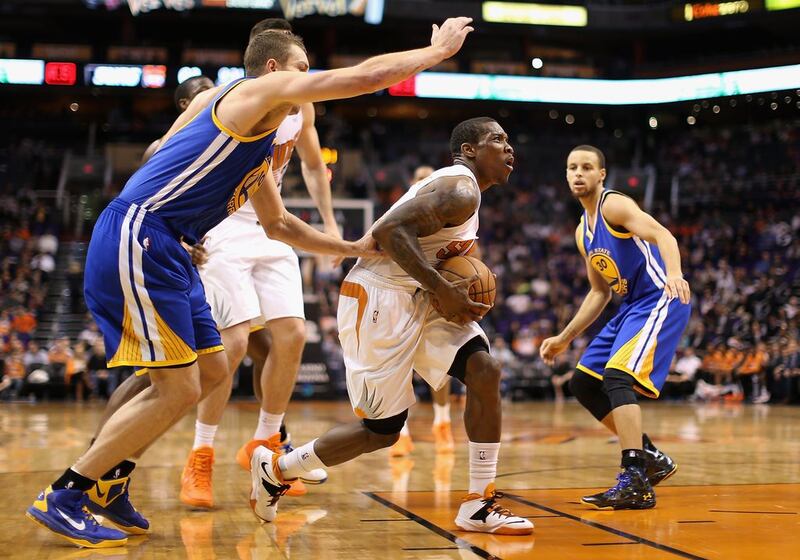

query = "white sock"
[468, 441, 500, 495]
[193, 421, 218, 449]
[254, 410, 284, 441]
[433, 403, 450, 425]
[278, 439, 326, 479]
[399, 422, 410, 436]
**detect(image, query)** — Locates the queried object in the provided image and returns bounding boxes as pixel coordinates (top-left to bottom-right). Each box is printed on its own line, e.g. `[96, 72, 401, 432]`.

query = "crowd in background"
[2, 117, 799, 406]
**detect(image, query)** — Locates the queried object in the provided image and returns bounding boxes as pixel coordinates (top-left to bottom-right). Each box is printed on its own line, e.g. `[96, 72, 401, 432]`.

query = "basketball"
[431, 255, 496, 316]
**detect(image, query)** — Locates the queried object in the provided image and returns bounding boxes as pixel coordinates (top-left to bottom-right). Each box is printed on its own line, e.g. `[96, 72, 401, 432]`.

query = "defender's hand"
[540, 335, 570, 366]
[345, 233, 381, 259]
[430, 17, 474, 59]
[664, 275, 690, 304]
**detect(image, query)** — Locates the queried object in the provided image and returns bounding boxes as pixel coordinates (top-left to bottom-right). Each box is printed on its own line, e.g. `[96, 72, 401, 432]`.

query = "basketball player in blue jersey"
[27, 18, 475, 548]
[540, 145, 691, 510]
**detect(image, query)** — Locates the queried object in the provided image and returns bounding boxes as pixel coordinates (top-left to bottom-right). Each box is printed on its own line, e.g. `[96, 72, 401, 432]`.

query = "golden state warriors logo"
[589, 249, 628, 295]
[226, 160, 269, 215]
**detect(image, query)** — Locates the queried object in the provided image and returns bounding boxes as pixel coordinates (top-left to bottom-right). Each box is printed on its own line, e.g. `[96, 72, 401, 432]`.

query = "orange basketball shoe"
[432, 422, 455, 454]
[389, 434, 414, 457]
[180, 447, 214, 509]
[236, 434, 310, 497]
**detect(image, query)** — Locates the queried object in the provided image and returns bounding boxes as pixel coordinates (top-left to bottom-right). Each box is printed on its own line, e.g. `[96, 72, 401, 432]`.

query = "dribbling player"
[540, 145, 690, 510]
[27, 19, 475, 548]
[250, 117, 533, 536]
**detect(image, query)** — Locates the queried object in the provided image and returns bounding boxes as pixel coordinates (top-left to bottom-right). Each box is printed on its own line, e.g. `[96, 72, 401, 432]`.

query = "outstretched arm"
[217, 18, 473, 135]
[540, 226, 612, 365]
[602, 194, 690, 304]
[295, 103, 339, 237]
[250, 165, 373, 257]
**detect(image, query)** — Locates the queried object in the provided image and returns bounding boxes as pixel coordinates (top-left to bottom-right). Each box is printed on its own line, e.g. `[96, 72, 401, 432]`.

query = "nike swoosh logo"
[94, 487, 106, 498]
[56, 507, 86, 531]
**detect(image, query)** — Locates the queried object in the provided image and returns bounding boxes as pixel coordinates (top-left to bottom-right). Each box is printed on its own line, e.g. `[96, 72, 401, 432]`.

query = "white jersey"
[227, 110, 304, 222]
[356, 164, 480, 288]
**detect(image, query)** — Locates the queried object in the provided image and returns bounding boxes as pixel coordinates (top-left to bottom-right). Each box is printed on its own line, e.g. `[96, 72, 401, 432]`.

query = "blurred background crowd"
[1, 1, 799, 407]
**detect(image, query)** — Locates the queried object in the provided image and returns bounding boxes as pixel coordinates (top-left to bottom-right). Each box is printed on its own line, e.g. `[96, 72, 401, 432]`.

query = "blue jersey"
[118, 78, 277, 243]
[578, 190, 666, 303]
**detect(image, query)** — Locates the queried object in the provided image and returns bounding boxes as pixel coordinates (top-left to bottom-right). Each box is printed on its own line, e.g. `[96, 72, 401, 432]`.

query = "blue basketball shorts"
[576, 290, 691, 398]
[84, 199, 222, 369]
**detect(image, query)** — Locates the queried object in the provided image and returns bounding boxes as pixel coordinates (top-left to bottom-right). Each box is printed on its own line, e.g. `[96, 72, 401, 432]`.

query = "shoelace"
[79, 495, 101, 527]
[482, 492, 514, 518]
[191, 453, 213, 488]
[607, 471, 633, 495]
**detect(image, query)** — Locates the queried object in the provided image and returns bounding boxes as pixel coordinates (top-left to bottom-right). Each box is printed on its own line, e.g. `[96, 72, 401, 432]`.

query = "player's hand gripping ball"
[431, 255, 496, 319]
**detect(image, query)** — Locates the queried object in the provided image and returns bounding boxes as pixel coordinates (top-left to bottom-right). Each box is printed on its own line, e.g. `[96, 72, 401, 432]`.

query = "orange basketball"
[431, 255, 496, 317]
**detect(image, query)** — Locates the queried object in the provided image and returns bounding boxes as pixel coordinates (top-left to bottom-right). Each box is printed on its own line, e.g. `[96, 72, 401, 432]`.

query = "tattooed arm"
[372, 175, 488, 323]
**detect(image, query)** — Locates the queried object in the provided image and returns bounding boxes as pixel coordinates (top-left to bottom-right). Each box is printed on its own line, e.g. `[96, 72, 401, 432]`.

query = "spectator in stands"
[663, 348, 702, 400]
[23, 340, 48, 371]
[70, 340, 92, 401]
[78, 320, 101, 347]
[2, 345, 26, 399]
[47, 336, 74, 385]
[548, 353, 575, 403]
[771, 338, 799, 404]
[736, 342, 770, 403]
[88, 339, 124, 400]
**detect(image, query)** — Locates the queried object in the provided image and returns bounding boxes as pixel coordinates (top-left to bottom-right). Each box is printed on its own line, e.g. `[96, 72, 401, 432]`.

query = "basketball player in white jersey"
[179, 19, 336, 508]
[390, 164, 457, 458]
[249, 117, 533, 535]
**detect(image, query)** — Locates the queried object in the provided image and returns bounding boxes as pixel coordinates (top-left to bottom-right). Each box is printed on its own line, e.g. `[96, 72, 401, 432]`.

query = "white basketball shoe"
[455, 484, 533, 535]
[250, 445, 291, 522]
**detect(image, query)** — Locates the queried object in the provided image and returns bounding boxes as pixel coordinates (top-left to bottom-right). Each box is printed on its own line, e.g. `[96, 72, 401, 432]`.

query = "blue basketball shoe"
[27, 486, 128, 548]
[86, 476, 150, 534]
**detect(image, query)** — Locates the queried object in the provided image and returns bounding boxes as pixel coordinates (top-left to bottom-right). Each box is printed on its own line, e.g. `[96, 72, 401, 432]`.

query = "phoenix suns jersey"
[357, 164, 480, 288]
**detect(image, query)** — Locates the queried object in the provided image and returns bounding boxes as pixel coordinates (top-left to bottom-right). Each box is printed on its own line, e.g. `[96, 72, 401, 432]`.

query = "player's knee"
[269, 318, 306, 352]
[156, 372, 202, 410]
[464, 352, 501, 393]
[247, 328, 272, 363]
[362, 410, 408, 449]
[224, 333, 249, 366]
[603, 368, 638, 410]
[569, 371, 612, 421]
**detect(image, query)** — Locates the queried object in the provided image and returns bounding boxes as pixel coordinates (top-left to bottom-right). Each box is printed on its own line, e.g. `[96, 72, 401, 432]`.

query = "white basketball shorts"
[200, 216, 305, 330]
[337, 266, 488, 420]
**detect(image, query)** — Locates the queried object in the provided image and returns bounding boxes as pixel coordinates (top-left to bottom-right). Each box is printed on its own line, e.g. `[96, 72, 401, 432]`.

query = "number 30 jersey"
[357, 164, 479, 288]
[578, 189, 667, 303]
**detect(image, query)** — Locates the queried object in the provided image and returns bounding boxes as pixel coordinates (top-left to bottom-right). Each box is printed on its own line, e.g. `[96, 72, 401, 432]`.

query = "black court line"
[583, 542, 640, 547]
[403, 547, 460, 551]
[505, 494, 707, 560]
[677, 520, 715, 524]
[709, 509, 797, 515]
[524, 514, 560, 518]
[361, 518, 414, 522]
[364, 492, 498, 560]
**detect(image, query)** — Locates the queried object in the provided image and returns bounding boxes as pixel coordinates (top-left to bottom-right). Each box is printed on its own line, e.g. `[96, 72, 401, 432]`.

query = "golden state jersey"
[357, 164, 480, 288]
[118, 78, 277, 243]
[230, 110, 303, 222]
[579, 189, 666, 303]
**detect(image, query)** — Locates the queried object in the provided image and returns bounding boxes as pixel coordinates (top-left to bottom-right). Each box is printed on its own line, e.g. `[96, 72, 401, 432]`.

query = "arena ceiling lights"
[391, 64, 800, 105]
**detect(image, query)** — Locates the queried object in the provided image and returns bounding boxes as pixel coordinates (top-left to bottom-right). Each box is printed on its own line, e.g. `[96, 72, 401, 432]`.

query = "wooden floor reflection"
[1, 400, 799, 559]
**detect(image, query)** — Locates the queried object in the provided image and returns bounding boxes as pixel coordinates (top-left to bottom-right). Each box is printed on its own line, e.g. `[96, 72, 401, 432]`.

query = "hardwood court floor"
[1, 400, 799, 559]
